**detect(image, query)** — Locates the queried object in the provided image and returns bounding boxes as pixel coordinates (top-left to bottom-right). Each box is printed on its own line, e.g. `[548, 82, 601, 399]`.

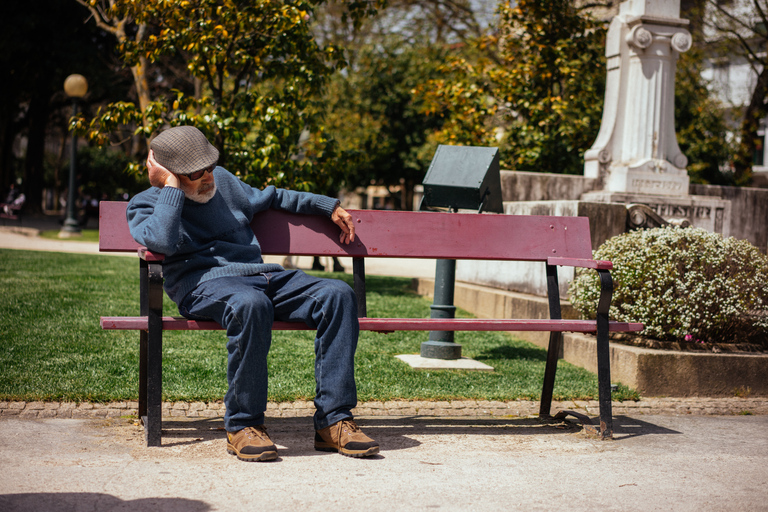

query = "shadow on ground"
[0, 493, 210, 512]
[154, 413, 682, 453]
[611, 415, 682, 439]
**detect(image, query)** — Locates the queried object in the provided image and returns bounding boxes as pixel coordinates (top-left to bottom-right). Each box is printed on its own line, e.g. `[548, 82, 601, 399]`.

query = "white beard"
[184, 182, 217, 204]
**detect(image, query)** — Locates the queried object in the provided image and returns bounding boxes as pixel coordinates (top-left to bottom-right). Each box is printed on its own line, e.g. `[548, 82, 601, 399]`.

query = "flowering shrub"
[569, 227, 768, 346]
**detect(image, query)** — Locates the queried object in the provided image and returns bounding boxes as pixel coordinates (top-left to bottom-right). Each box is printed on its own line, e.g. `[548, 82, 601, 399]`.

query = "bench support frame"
[539, 264, 614, 439]
[140, 258, 165, 446]
[135, 256, 617, 446]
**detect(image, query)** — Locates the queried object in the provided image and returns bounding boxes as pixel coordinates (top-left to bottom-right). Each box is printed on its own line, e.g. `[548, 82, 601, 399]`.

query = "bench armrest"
[547, 257, 612, 270]
[138, 248, 166, 262]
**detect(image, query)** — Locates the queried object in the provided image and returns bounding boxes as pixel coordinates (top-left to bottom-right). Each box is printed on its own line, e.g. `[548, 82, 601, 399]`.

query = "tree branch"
[74, 0, 119, 37]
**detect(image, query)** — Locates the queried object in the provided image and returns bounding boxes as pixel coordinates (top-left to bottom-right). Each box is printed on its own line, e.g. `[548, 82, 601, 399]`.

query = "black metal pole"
[420, 257, 461, 360]
[61, 99, 80, 235]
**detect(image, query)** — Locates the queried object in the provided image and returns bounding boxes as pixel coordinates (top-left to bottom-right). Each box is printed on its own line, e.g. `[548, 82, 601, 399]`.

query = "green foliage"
[688, 0, 768, 185]
[2, 0, 124, 211]
[674, 46, 735, 185]
[416, 0, 606, 174]
[83, 0, 372, 191]
[73, 146, 149, 200]
[322, 42, 446, 199]
[570, 227, 768, 346]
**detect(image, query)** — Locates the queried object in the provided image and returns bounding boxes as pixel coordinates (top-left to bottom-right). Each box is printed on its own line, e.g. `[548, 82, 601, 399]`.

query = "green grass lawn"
[0, 248, 638, 403]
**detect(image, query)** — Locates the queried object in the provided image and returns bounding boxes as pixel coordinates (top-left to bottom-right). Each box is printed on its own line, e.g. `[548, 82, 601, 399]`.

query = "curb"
[2, 397, 767, 420]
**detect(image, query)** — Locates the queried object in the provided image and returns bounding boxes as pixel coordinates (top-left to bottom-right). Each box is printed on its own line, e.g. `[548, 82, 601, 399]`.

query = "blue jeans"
[178, 270, 359, 432]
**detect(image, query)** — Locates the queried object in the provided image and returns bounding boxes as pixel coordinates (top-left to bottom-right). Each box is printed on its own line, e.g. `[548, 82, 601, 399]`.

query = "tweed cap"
[150, 126, 219, 175]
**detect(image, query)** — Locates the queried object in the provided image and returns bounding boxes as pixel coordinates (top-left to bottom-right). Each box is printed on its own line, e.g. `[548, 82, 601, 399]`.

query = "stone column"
[582, 0, 731, 235]
[583, 0, 692, 196]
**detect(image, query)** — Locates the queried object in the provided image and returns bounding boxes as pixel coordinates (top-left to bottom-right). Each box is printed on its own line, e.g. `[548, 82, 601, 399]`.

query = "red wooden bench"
[99, 201, 643, 446]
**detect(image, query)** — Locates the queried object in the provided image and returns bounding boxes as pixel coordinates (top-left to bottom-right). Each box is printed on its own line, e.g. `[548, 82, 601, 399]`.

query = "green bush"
[569, 227, 768, 346]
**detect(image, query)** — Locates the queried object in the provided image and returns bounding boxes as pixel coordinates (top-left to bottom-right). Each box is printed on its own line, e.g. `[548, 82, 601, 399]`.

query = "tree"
[74, 0, 153, 133]
[80, 0, 378, 191]
[314, 0, 486, 207]
[416, 0, 606, 174]
[675, 46, 735, 185]
[696, 0, 768, 185]
[314, 0, 491, 55]
[323, 42, 447, 207]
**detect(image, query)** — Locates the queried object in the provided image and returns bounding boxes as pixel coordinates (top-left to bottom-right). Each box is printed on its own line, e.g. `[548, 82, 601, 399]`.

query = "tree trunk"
[0, 117, 17, 193]
[23, 91, 51, 214]
[133, 59, 152, 116]
[115, 20, 152, 134]
[129, 55, 152, 156]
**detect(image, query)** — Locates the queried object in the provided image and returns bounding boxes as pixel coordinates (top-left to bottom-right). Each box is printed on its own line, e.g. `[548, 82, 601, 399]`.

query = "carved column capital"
[627, 25, 653, 50]
[671, 31, 692, 53]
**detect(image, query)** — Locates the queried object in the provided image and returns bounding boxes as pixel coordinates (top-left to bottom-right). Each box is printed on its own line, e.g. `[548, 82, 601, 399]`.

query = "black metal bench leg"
[541, 265, 614, 439]
[353, 257, 367, 318]
[139, 330, 148, 420]
[140, 258, 164, 446]
[595, 269, 614, 439]
[540, 331, 563, 417]
[539, 264, 562, 418]
[139, 260, 148, 423]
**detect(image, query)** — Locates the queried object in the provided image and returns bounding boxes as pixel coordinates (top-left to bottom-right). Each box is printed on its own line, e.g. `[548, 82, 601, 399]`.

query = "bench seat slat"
[101, 316, 643, 333]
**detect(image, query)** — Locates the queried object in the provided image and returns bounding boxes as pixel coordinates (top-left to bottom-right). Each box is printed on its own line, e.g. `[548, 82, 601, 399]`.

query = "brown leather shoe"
[315, 419, 379, 458]
[226, 425, 278, 462]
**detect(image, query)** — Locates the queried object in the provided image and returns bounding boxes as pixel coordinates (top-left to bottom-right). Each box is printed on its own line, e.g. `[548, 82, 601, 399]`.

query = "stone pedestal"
[603, 164, 689, 197]
[579, 1, 733, 238]
[582, 191, 731, 235]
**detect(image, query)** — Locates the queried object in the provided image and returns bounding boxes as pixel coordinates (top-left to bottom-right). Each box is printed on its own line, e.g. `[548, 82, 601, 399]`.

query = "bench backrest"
[99, 201, 593, 261]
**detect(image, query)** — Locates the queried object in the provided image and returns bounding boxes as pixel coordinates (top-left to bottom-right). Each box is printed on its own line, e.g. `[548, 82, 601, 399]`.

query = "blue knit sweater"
[126, 167, 339, 304]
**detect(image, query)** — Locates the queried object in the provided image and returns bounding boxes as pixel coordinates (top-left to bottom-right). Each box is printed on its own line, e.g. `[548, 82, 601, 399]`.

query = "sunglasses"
[186, 164, 215, 181]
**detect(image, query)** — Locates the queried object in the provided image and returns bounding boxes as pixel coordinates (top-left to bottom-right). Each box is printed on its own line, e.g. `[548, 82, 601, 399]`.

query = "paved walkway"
[2, 413, 767, 511]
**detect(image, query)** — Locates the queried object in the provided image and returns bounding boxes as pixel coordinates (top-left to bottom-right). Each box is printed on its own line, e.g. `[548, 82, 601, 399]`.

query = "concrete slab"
[395, 354, 494, 371]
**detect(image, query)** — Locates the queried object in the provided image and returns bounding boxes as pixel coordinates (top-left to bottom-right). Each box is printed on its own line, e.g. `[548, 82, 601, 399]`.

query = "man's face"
[178, 167, 216, 203]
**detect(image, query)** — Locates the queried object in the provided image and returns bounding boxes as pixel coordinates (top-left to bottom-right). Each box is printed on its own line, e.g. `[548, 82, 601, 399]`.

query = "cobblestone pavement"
[3, 397, 767, 420]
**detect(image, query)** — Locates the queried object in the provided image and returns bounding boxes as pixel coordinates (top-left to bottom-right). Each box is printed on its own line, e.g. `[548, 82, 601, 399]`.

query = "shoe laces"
[243, 425, 270, 440]
[340, 420, 360, 434]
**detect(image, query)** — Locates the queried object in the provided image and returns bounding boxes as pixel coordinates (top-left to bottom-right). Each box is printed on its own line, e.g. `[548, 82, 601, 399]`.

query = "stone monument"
[581, 0, 731, 234]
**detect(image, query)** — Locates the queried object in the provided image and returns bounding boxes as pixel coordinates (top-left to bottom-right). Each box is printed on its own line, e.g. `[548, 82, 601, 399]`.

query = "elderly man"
[127, 126, 378, 461]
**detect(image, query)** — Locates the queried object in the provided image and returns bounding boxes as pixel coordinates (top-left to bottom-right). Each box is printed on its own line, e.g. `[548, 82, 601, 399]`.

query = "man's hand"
[147, 150, 180, 189]
[331, 205, 355, 244]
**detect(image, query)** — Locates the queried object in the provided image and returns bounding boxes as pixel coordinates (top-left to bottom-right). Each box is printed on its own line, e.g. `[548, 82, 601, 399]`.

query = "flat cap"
[150, 126, 219, 175]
